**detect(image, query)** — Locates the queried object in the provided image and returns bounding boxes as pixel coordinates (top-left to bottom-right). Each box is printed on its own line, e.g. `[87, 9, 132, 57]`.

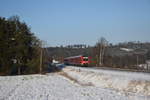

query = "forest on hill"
[46, 41, 150, 71]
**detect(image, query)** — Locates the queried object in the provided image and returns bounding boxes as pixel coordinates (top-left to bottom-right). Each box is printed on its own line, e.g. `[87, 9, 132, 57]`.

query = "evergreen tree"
[0, 16, 41, 75]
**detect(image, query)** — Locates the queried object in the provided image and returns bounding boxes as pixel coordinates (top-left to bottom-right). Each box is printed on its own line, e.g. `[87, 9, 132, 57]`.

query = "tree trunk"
[18, 60, 21, 75]
[18, 66, 21, 75]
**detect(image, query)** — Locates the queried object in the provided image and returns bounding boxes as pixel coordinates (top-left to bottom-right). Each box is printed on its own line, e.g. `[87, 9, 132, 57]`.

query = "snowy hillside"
[0, 66, 150, 100]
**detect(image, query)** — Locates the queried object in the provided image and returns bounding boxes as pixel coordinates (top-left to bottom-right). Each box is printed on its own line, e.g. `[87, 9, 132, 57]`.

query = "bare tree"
[96, 37, 108, 66]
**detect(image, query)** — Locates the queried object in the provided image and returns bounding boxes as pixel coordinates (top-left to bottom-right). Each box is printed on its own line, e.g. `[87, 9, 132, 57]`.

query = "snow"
[62, 66, 150, 96]
[52, 59, 59, 64]
[0, 66, 150, 100]
[120, 48, 134, 52]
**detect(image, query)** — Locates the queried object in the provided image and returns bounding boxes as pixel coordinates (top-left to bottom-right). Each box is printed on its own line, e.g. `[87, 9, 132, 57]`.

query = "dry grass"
[58, 71, 93, 86]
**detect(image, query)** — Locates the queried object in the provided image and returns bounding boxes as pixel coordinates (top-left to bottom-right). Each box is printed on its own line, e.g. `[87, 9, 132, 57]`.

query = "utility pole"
[40, 47, 43, 74]
[136, 55, 139, 67]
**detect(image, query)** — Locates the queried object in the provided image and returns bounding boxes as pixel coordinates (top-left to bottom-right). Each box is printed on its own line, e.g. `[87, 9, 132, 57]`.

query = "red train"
[64, 55, 91, 66]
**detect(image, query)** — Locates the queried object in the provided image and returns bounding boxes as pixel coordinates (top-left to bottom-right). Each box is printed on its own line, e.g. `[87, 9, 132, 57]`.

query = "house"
[146, 60, 150, 70]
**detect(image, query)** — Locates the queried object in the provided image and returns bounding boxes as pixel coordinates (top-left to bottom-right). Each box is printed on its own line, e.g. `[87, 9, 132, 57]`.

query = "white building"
[146, 60, 150, 70]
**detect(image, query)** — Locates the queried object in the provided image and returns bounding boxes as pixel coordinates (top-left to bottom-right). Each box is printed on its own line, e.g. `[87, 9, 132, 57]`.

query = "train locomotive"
[64, 55, 91, 66]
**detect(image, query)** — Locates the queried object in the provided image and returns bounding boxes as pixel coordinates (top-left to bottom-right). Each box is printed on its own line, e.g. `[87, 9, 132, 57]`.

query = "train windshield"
[83, 57, 88, 61]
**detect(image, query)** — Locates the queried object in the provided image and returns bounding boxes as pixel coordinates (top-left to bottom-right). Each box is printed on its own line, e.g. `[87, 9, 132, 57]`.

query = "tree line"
[47, 38, 150, 71]
[93, 38, 150, 70]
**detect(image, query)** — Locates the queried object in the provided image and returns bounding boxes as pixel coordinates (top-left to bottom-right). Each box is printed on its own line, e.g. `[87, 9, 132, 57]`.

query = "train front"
[81, 56, 90, 66]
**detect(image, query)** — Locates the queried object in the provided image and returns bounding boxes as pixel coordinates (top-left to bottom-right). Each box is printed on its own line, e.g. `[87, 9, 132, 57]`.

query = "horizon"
[0, 0, 150, 46]
[46, 41, 150, 48]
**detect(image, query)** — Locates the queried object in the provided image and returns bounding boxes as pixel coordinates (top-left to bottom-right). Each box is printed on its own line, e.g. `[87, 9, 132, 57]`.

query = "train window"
[83, 57, 88, 61]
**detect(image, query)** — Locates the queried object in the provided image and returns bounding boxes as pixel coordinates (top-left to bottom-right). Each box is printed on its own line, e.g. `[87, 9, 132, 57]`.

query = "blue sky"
[0, 0, 150, 46]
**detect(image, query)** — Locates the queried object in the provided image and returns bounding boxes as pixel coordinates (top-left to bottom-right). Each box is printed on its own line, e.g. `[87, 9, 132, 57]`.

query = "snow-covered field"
[0, 65, 150, 100]
[62, 66, 150, 98]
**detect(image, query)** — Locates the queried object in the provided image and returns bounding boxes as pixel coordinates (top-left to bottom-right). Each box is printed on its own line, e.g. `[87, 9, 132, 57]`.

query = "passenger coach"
[64, 55, 91, 66]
